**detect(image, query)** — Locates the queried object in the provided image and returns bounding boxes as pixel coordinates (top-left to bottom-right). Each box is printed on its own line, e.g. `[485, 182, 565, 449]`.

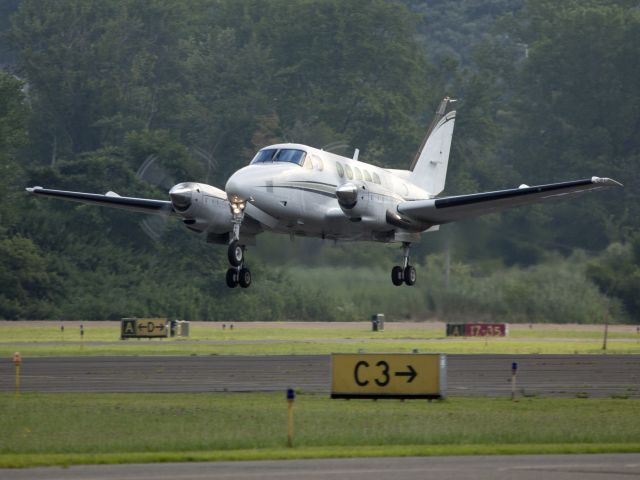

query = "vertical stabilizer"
[409, 97, 456, 196]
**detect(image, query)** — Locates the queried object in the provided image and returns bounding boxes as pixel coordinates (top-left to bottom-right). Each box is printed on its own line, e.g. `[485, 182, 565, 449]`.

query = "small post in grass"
[13, 352, 22, 398]
[286, 388, 295, 447]
[511, 362, 518, 401]
[60, 324, 65, 341]
[602, 314, 609, 351]
[80, 323, 84, 350]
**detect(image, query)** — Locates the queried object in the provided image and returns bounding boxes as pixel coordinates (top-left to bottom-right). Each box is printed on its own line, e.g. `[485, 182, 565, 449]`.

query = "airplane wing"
[397, 177, 622, 227]
[25, 187, 174, 215]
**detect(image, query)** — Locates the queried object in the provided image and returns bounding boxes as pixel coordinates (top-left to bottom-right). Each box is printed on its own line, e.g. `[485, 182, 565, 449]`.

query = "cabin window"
[344, 164, 354, 180]
[354, 167, 363, 180]
[336, 162, 344, 177]
[372, 172, 381, 184]
[363, 170, 372, 182]
[312, 155, 324, 171]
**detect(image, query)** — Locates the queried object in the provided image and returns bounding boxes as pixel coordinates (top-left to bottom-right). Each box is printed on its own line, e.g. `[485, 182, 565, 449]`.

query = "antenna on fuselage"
[353, 148, 360, 161]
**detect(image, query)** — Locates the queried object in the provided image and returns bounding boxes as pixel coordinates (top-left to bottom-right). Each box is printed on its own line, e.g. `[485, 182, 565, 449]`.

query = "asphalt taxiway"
[1, 354, 638, 398]
[1, 454, 639, 480]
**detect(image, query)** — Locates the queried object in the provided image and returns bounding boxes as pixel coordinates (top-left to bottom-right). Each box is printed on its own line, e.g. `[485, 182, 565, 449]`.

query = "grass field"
[1, 393, 639, 467]
[2, 322, 639, 468]
[1, 321, 639, 357]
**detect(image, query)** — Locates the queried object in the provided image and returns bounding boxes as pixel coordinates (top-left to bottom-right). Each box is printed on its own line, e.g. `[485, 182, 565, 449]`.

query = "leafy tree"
[3, 0, 638, 321]
[9, 0, 196, 160]
[246, 0, 435, 165]
[502, 0, 639, 252]
[0, 71, 28, 234]
[0, 236, 57, 319]
[587, 237, 640, 321]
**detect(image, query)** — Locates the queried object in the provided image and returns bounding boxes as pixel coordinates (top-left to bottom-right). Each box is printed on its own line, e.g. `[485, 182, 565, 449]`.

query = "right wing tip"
[25, 186, 42, 193]
[591, 176, 623, 187]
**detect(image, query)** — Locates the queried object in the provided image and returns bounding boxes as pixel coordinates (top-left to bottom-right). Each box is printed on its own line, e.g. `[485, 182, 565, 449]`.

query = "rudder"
[409, 97, 457, 196]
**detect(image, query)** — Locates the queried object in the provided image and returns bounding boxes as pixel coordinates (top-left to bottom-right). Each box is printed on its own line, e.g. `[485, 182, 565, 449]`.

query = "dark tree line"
[0, 0, 638, 321]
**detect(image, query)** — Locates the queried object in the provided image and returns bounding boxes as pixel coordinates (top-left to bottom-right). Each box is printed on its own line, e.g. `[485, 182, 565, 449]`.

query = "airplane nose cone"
[169, 184, 193, 210]
[225, 172, 248, 203]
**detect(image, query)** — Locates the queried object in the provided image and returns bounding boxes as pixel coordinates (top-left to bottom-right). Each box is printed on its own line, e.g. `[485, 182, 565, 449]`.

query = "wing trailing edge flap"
[396, 177, 622, 227]
[25, 187, 174, 215]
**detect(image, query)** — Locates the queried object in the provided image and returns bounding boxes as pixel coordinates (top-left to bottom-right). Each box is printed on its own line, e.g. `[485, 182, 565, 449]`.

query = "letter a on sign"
[124, 320, 135, 334]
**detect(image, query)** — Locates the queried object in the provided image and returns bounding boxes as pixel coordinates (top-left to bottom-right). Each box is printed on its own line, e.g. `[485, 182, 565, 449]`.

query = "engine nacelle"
[169, 182, 232, 234]
[336, 181, 378, 221]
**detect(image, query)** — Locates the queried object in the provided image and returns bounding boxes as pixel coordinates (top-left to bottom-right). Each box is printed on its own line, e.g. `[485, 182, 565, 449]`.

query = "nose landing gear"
[225, 202, 251, 289]
[391, 242, 416, 286]
[226, 263, 251, 288]
[228, 239, 244, 267]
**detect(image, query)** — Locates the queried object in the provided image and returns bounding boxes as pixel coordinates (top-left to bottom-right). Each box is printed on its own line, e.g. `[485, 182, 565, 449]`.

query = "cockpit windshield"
[251, 148, 307, 166]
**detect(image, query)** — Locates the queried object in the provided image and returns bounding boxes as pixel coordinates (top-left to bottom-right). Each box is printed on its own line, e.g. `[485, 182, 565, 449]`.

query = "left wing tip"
[591, 177, 623, 187]
[25, 186, 43, 193]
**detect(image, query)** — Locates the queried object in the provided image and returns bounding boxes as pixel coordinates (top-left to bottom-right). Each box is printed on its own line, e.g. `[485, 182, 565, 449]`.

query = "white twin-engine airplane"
[27, 97, 622, 289]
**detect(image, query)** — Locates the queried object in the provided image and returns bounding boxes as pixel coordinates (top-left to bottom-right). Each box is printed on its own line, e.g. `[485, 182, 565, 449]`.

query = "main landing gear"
[391, 242, 416, 287]
[225, 204, 251, 289]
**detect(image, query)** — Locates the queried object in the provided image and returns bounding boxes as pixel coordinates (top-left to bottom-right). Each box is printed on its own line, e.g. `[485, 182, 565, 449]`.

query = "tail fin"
[409, 97, 457, 196]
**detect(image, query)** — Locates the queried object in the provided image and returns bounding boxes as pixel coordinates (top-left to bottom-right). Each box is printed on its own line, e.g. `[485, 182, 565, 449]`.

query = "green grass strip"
[2, 339, 640, 357]
[3, 321, 640, 356]
[2, 394, 640, 468]
[2, 443, 640, 468]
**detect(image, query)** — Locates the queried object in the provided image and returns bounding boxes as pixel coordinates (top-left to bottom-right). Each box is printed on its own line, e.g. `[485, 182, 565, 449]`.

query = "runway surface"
[1, 354, 639, 397]
[1, 454, 639, 480]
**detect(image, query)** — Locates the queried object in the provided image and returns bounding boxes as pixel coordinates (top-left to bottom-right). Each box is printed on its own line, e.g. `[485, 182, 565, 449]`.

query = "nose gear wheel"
[238, 267, 251, 288]
[226, 268, 239, 288]
[228, 240, 244, 267]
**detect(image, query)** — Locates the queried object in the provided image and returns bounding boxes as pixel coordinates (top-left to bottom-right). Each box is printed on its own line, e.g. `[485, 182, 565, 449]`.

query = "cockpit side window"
[304, 156, 313, 169]
[372, 172, 381, 184]
[354, 167, 363, 180]
[251, 149, 277, 164]
[363, 170, 372, 182]
[311, 155, 324, 171]
[250, 148, 307, 166]
[275, 149, 306, 165]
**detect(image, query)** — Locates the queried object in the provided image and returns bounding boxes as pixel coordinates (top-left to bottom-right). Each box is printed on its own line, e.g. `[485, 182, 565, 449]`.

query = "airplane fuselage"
[225, 143, 432, 242]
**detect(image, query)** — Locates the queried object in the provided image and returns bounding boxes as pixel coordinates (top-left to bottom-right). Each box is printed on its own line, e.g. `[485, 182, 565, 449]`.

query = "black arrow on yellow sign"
[395, 365, 417, 383]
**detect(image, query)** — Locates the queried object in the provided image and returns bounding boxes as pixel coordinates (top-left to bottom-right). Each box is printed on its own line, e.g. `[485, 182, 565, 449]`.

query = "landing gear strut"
[391, 242, 416, 286]
[225, 201, 251, 289]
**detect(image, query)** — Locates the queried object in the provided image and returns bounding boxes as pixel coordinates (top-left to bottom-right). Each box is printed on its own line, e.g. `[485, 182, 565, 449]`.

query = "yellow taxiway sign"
[331, 353, 446, 399]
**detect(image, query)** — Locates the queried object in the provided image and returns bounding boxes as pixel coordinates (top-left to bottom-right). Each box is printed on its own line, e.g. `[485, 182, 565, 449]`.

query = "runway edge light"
[286, 388, 295, 448]
[13, 352, 22, 397]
